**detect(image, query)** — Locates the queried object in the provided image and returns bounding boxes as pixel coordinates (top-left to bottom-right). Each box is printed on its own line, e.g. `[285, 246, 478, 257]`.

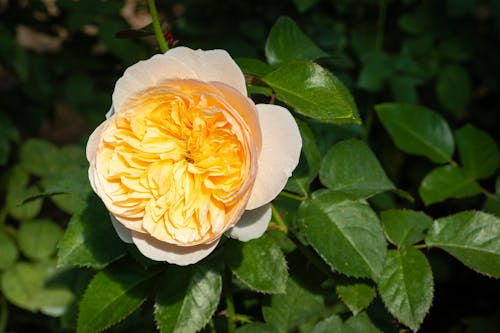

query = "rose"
[86, 47, 302, 265]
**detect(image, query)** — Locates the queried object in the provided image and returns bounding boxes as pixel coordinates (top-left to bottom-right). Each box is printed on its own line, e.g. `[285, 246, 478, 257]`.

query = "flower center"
[95, 80, 257, 245]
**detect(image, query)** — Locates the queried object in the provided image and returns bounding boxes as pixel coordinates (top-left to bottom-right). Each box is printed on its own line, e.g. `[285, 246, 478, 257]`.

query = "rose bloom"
[86, 47, 302, 265]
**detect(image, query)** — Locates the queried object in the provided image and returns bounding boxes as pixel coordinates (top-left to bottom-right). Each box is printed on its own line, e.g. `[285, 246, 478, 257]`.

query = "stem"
[271, 204, 288, 235]
[224, 265, 236, 333]
[375, 0, 387, 50]
[413, 244, 427, 249]
[279, 191, 307, 201]
[147, 0, 169, 53]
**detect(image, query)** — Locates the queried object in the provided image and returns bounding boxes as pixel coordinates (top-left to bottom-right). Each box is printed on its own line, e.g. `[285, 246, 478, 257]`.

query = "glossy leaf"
[426, 211, 500, 277]
[263, 60, 360, 123]
[154, 264, 222, 333]
[265, 16, 327, 65]
[0, 232, 18, 270]
[378, 248, 433, 332]
[336, 280, 376, 315]
[455, 124, 500, 179]
[375, 103, 454, 163]
[225, 235, 287, 294]
[263, 278, 324, 333]
[436, 64, 471, 114]
[78, 263, 159, 333]
[343, 312, 383, 333]
[381, 209, 433, 247]
[319, 139, 395, 199]
[57, 195, 128, 268]
[297, 190, 387, 278]
[235, 58, 273, 77]
[419, 165, 481, 205]
[18, 219, 63, 261]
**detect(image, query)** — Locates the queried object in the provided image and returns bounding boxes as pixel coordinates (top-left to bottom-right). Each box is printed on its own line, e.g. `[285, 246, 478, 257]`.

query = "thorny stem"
[224, 265, 237, 333]
[147, 0, 169, 53]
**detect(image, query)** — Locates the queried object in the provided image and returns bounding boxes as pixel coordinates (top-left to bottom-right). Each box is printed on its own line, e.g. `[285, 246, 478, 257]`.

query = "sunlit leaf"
[375, 103, 454, 163]
[378, 248, 433, 332]
[426, 211, 500, 277]
[265, 16, 327, 65]
[57, 195, 128, 269]
[381, 209, 433, 247]
[77, 263, 159, 333]
[225, 235, 287, 294]
[297, 190, 387, 278]
[336, 279, 376, 315]
[18, 219, 63, 261]
[263, 60, 360, 123]
[319, 139, 395, 199]
[419, 165, 481, 205]
[0, 232, 18, 270]
[154, 263, 222, 333]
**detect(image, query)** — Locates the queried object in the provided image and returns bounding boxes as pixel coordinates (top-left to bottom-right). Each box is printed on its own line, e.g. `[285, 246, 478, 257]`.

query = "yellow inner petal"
[95, 80, 257, 245]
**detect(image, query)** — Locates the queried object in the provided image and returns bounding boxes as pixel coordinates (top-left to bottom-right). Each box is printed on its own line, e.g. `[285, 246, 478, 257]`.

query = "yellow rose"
[86, 47, 302, 265]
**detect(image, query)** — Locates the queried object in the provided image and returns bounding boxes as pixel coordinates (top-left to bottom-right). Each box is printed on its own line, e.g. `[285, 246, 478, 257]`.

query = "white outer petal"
[225, 204, 272, 241]
[246, 104, 302, 210]
[112, 52, 197, 113]
[131, 231, 220, 266]
[110, 214, 133, 244]
[167, 47, 247, 96]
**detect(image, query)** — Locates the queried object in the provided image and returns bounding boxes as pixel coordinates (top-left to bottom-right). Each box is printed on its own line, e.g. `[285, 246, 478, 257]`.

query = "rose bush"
[86, 47, 302, 265]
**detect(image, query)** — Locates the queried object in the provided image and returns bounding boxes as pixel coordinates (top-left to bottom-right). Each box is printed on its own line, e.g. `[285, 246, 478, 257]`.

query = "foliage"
[1, 0, 500, 332]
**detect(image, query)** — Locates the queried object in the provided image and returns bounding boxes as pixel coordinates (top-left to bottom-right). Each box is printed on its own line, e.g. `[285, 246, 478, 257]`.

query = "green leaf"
[1, 262, 47, 311]
[336, 280, 376, 315]
[381, 209, 433, 247]
[455, 124, 500, 179]
[425, 211, 500, 277]
[236, 323, 275, 333]
[436, 64, 471, 115]
[225, 235, 287, 294]
[389, 75, 420, 104]
[310, 314, 343, 333]
[285, 120, 321, 196]
[235, 58, 273, 77]
[419, 165, 481, 205]
[0, 261, 73, 316]
[154, 264, 222, 333]
[342, 312, 383, 333]
[77, 263, 159, 333]
[297, 190, 387, 278]
[357, 51, 394, 92]
[319, 139, 395, 199]
[263, 60, 360, 123]
[378, 248, 434, 332]
[265, 16, 327, 65]
[375, 103, 454, 163]
[18, 220, 63, 261]
[0, 232, 18, 270]
[263, 277, 324, 333]
[19, 139, 60, 177]
[57, 195, 128, 268]
[292, 0, 320, 12]
[7, 184, 43, 221]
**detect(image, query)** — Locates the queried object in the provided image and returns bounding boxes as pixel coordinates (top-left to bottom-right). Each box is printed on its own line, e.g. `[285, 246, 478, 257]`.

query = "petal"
[110, 214, 133, 244]
[85, 120, 109, 163]
[131, 231, 220, 265]
[246, 104, 302, 209]
[112, 52, 197, 113]
[225, 204, 271, 241]
[105, 106, 115, 119]
[168, 47, 247, 96]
